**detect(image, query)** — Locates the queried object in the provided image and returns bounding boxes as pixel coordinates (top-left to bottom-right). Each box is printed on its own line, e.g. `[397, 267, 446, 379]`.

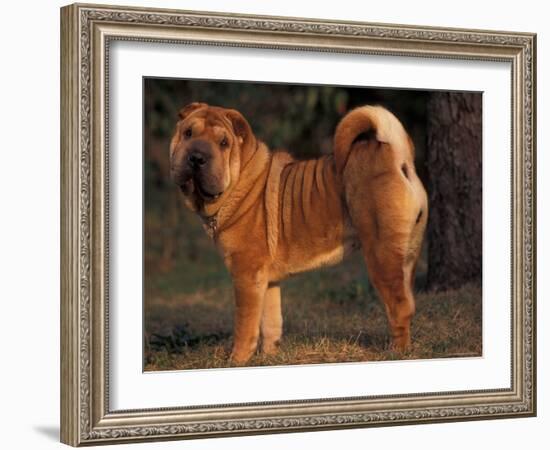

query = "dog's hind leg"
[362, 241, 417, 350]
[343, 146, 427, 351]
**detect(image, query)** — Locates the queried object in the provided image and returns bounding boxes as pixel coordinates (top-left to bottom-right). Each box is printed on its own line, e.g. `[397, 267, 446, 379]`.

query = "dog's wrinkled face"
[169, 102, 250, 211]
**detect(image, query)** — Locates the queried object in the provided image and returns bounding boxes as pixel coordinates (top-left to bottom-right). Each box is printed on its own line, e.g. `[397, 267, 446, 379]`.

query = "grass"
[144, 251, 482, 371]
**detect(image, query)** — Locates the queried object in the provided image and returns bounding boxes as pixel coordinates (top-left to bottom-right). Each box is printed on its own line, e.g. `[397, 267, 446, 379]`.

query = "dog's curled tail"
[333, 105, 410, 173]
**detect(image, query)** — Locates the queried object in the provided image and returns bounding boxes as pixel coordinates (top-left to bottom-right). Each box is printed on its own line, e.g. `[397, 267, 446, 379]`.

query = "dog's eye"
[184, 128, 192, 138]
[220, 137, 228, 148]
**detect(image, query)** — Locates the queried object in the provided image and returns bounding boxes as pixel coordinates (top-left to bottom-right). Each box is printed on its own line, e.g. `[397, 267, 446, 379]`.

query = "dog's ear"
[178, 102, 208, 120]
[225, 109, 252, 144]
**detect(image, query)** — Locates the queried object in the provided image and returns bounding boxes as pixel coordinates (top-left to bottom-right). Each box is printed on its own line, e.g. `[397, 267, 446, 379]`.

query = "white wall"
[0, 0, 546, 449]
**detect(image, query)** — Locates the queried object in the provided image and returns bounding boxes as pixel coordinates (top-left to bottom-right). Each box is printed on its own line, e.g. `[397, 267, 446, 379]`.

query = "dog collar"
[201, 214, 218, 239]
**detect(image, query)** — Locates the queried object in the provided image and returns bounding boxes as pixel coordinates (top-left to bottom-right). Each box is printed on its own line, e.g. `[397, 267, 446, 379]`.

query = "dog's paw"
[229, 348, 254, 366]
[389, 335, 411, 353]
[261, 339, 281, 356]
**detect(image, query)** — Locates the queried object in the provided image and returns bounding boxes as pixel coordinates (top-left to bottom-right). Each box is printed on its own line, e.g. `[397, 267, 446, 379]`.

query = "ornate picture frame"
[60, 3, 536, 446]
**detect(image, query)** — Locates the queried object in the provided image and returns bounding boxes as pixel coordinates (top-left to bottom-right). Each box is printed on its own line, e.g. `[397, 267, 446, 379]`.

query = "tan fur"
[265, 151, 294, 258]
[170, 103, 428, 363]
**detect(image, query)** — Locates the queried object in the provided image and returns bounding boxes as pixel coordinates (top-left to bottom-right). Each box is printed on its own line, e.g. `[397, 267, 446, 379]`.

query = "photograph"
[143, 78, 483, 371]
[59, 3, 536, 445]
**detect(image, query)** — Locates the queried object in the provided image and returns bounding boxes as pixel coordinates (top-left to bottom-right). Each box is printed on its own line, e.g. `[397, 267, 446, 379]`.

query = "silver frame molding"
[60, 3, 536, 446]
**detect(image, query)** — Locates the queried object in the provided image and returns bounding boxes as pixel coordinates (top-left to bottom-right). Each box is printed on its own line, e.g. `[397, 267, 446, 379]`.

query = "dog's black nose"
[188, 151, 207, 168]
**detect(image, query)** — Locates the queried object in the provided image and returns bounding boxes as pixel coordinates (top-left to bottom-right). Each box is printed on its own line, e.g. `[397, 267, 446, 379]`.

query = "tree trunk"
[425, 92, 482, 291]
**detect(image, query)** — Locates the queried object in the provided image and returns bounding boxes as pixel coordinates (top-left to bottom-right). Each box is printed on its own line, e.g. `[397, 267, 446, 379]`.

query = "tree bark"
[426, 92, 482, 291]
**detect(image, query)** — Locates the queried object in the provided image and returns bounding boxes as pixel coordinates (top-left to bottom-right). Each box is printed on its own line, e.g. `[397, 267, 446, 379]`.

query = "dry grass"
[144, 252, 482, 371]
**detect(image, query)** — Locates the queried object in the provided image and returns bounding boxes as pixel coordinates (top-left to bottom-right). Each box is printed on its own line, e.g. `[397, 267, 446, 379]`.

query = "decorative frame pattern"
[60, 3, 536, 446]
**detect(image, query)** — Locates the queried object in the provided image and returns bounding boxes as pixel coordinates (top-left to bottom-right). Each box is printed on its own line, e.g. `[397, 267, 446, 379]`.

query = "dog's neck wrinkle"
[264, 151, 295, 258]
[200, 139, 262, 220]
[240, 134, 259, 169]
[209, 142, 272, 234]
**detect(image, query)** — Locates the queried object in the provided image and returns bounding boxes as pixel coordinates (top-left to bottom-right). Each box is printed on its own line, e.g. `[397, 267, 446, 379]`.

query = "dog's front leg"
[261, 284, 282, 355]
[230, 272, 268, 365]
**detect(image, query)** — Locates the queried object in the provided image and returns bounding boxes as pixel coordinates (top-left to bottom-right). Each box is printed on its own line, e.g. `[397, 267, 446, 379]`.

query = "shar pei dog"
[169, 102, 428, 364]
